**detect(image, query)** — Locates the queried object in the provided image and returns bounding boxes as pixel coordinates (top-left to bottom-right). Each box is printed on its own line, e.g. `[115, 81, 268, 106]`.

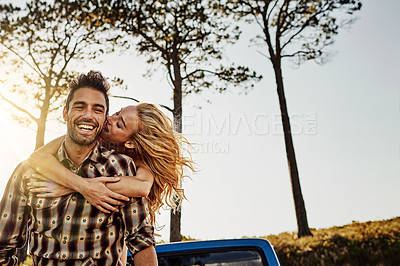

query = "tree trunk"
[170, 53, 183, 242]
[273, 58, 312, 238]
[35, 118, 46, 150]
[35, 89, 51, 150]
[19, 92, 51, 262]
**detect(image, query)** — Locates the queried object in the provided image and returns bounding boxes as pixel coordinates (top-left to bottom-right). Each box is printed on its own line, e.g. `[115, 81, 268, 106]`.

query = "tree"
[89, 0, 262, 242]
[0, 0, 115, 150]
[226, 0, 362, 237]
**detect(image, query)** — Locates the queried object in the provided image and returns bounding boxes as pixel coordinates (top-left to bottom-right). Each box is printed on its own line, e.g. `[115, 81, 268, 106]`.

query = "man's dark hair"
[65, 70, 110, 115]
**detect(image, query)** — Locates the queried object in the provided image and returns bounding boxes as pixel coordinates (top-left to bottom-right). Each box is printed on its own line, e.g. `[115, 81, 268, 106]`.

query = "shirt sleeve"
[123, 197, 155, 255]
[118, 155, 155, 254]
[0, 162, 30, 265]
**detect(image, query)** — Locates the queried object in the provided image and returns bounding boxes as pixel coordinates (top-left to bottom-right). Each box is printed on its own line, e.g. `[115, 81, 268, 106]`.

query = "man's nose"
[82, 108, 95, 119]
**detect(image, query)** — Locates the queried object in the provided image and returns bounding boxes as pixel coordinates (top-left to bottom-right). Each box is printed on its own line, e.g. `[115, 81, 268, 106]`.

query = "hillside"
[263, 217, 400, 265]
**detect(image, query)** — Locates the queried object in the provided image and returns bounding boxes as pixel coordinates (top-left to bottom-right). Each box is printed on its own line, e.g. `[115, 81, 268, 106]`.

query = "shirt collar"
[57, 141, 114, 167]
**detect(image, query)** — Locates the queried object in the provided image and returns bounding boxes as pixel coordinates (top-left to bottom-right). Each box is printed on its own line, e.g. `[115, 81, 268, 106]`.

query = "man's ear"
[63, 106, 67, 121]
[124, 140, 135, 149]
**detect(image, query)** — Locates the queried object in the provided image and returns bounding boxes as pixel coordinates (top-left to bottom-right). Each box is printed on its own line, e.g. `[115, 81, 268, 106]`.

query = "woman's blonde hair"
[129, 102, 194, 225]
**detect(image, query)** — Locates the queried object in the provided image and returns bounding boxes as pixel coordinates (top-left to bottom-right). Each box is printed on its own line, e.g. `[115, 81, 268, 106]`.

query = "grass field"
[262, 217, 400, 265]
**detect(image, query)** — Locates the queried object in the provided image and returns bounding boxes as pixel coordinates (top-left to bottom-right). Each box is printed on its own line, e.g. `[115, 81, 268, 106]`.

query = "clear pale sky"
[0, 0, 398, 242]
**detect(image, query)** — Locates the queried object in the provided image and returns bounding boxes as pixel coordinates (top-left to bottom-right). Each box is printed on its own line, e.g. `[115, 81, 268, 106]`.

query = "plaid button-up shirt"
[0, 142, 155, 265]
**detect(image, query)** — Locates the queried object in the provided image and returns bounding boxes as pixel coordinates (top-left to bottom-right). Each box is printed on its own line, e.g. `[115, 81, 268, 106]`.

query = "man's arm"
[0, 162, 30, 265]
[133, 246, 158, 266]
[121, 197, 156, 265]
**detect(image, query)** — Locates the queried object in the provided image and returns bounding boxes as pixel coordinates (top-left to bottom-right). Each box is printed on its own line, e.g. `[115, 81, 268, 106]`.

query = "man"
[0, 71, 157, 265]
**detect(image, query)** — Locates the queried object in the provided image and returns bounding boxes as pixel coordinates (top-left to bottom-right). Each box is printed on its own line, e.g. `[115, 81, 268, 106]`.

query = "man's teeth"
[78, 124, 94, 131]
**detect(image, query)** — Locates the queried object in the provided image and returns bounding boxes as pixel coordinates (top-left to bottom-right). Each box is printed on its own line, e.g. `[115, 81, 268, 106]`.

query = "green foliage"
[264, 217, 400, 265]
[88, 0, 261, 95]
[181, 235, 198, 241]
[226, 0, 362, 65]
[224, 0, 362, 239]
[83, 0, 262, 241]
[0, 0, 118, 147]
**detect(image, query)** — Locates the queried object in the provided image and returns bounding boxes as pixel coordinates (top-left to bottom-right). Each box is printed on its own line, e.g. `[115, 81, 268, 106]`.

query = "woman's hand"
[28, 174, 74, 197]
[79, 177, 130, 214]
[28, 174, 130, 213]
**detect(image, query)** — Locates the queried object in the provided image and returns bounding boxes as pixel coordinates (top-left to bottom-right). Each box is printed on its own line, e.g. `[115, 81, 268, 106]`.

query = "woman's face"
[100, 105, 140, 147]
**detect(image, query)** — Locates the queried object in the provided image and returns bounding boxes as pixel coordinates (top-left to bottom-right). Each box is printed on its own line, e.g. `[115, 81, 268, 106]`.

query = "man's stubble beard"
[68, 128, 102, 146]
[67, 120, 103, 146]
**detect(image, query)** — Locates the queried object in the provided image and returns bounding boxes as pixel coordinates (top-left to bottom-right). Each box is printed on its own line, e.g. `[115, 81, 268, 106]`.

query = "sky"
[0, 0, 399, 243]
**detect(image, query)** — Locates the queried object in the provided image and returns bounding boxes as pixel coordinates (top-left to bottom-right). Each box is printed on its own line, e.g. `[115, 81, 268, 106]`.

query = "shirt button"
[66, 216, 70, 221]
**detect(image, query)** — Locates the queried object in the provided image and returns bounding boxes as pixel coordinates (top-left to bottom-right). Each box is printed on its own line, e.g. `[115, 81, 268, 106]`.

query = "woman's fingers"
[95, 204, 111, 214]
[29, 187, 51, 193]
[27, 181, 50, 188]
[99, 202, 119, 213]
[31, 173, 48, 181]
[94, 177, 129, 201]
[108, 191, 129, 202]
[37, 193, 56, 197]
[103, 195, 126, 206]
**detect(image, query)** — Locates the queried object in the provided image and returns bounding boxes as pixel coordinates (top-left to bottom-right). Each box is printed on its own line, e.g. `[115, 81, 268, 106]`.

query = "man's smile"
[75, 120, 98, 134]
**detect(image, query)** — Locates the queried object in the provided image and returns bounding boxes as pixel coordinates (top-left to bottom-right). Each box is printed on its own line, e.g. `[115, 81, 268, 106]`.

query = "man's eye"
[95, 109, 104, 114]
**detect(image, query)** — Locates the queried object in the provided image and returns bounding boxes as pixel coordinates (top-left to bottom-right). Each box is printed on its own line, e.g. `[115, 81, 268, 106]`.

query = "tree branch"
[1, 44, 43, 78]
[280, 1, 332, 51]
[0, 92, 38, 123]
[112, 95, 173, 113]
[266, 0, 278, 23]
[281, 50, 310, 58]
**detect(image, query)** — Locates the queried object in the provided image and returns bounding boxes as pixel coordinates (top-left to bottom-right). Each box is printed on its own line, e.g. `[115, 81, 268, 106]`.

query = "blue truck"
[128, 238, 281, 265]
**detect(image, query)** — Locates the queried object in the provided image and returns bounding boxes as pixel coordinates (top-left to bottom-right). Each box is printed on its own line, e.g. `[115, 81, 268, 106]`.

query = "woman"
[28, 102, 194, 231]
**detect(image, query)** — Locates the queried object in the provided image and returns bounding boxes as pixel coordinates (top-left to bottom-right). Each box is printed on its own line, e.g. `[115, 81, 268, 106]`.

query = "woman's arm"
[28, 137, 154, 212]
[28, 135, 92, 192]
[106, 158, 154, 198]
